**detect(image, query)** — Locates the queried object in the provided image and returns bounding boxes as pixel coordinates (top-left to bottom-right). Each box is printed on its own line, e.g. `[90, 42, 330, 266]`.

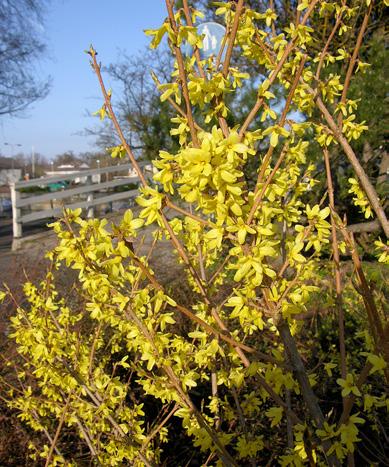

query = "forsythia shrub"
[1, 1, 388, 465]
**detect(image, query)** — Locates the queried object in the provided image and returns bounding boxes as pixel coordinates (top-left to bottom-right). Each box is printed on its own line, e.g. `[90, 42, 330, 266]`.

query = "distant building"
[0, 156, 22, 185]
[45, 163, 91, 184]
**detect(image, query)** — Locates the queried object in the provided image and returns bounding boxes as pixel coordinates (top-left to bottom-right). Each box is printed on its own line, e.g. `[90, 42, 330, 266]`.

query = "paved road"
[0, 217, 50, 250]
[0, 200, 134, 251]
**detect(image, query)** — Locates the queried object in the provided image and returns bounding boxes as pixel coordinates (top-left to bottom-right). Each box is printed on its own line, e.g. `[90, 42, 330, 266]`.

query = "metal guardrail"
[10, 163, 148, 238]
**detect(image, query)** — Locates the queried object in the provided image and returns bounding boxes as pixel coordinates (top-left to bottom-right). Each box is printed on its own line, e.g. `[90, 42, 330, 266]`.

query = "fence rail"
[13, 163, 136, 188]
[10, 163, 147, 238]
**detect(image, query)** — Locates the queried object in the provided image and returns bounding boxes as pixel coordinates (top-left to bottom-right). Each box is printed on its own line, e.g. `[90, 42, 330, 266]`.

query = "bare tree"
[86, 47, 176, 161]
[0, 0, 51, 116]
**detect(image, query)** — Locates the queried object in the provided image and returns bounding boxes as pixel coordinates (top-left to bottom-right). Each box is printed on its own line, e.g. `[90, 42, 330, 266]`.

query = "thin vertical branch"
[248, 54, 306, 217]
[215, 24, 230, 70]
[338, 227, 389, 380]
[323, 149, 347, 382]
[222, 0, 245, 78]
[315, 96, 389, 237]
[154, 74, 203, 130]
[197, 237, 219, 427]
[315, 0, 346, 81]
[239, 0, 319, 136]
[165, 0, 199, 146]
[269, 0, 277, 38]
[211, 370, 220, 428]
[89, 48, 148, 188]
[277, 321, 341, 467]
[182, 0, 206, 79]
[126, 305, 238, 467]
[338, 361, 373, 427]
[75, 418, 100, 461]
[247, 142, 289, 224]
[285, 385, 294, 449]
[44, 394, 71, 467]
[338, 1, 374, 126]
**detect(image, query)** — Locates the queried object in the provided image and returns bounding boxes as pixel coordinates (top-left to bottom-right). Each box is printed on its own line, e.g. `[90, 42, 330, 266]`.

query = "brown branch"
[222, 0, 245, 78]
[75, 418, 100, 461]
[140, 403, 178, 453]
[44, 394, 71, 467]
[315, 96, 389, 237]
[162, 214, 209, 298]
[251, 54, 306, 200]
[323, 149, 347, 382]
[154, 75, 203, 131]
[165, 0, 199, 146]
[338, 1, 374, 126]
[339, 227, 389, 382]
[269, 0, 277, 38]
[247, 142, 289, 224]
[182, 0, 206, 80]
[215, 24, 230, 70]
[338, 361, 373, 427]
[284, 352, 294, 449]
[28, 412, 63, 459]
[175, 303, 254, 356]
[246, 55, 306, 222]
[165, 198, 211, 226]
[254, 32, 275, 65]
[89, 45, 213, 311]
[347, 219, 381, 234]
[279, 56, 307, 127]
[89, 48, 148, 188]
[239, 0, 319, 137]
[198, 243, 207, 284]
[277, 321, 341, 466]
[238, 46, 291, 137]
[315, 1, 346, 81]
[213, 0, 245, 136]
[340, 228, 384, 345]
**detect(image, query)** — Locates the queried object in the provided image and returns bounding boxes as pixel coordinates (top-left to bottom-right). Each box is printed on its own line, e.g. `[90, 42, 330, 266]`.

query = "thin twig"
[337, 361, 373, 427]
[222, 0, 245, 78]
[251, 55, 307, 199]
[323, 149, 347, 383]
[165, 199, 211, 226]
[75, 418, 100, 462]
[338, 1, 374, 126]
[315, 1, 346, 81]
[182, 0, 206, 79]
[165, 0, 199, 146]
[239, 0, 319, 137]
[140, 403, 178, 453]
[277, 321, 341, 466]
[44, 394, 71, 467]
[154, 74, 203, 131]
[315, 95, 389, 237]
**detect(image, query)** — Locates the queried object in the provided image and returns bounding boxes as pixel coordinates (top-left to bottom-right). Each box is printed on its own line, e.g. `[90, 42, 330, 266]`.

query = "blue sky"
[0, 0, 166, 160]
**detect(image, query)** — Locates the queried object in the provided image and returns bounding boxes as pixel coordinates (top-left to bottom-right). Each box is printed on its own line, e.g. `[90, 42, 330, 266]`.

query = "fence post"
[10, 183, 22, 238]
[86, 175, 94, 219]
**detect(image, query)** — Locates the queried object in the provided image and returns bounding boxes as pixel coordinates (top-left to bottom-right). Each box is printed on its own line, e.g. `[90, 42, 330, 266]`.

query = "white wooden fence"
[10, 163, 148, 238]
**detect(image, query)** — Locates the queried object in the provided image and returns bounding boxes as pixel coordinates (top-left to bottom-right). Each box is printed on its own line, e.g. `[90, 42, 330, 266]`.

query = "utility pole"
[31, 145, 35, 178]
